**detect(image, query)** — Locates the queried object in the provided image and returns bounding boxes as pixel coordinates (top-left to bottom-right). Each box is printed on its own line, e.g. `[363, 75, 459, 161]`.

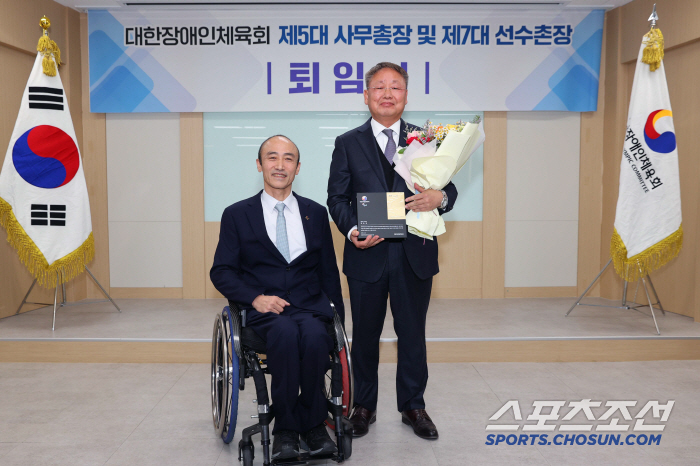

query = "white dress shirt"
[261, 190, 307, 262]
[371, 118, 401, 155]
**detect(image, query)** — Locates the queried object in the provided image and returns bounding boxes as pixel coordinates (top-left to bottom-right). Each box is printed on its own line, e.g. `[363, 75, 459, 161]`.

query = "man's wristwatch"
[439, 190, 448, 210]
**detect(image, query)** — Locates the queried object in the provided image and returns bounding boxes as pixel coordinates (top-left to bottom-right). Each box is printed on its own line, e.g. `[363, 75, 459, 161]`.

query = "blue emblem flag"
[611, 25, 682, 282]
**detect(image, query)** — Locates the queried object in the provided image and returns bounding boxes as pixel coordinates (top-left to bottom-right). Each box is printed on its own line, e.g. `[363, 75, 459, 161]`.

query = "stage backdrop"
[87, 8, 603, 112]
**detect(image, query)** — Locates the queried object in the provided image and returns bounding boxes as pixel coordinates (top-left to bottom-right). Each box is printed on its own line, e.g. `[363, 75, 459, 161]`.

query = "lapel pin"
[305, 216, 310, 220]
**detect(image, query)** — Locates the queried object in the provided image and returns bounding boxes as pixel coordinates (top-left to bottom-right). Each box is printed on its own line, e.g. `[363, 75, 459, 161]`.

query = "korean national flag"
[0, 52, 94, 287]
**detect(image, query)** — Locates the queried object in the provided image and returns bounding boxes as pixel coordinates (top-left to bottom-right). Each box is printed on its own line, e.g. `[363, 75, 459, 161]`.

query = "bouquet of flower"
[394, 116, 485, 239]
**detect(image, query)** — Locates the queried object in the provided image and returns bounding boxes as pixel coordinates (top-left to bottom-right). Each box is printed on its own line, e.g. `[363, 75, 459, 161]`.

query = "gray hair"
[364, 62, 409, 89]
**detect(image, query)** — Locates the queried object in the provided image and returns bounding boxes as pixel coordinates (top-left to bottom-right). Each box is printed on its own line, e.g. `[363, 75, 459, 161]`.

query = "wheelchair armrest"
[327, 299, 348, 353]
[227, 300, 250, 327]
[329, 299, 340, 322]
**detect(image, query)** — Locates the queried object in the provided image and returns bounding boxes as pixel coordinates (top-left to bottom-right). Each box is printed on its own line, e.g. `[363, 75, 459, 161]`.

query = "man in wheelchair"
[210, 135, 346, 460]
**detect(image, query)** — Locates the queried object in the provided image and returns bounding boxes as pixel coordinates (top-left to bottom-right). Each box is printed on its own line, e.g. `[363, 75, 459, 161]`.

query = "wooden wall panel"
[638, 40, 700, 318]
[695, 184, 700, 322]
[80, 13, 110, 299]
[577, 14, 607, 298]
[205, 221, 223, 299]
[329, 224, 350, 299]
[62, 9, 88, 303]
[432, 222, 482, 299]
[481, 112, 507, 298]
[599, 8, 628, 302]
[180, 113, 206, 298]
[0, 0, 68, 55]
[0, 47, 48, 319]
[621, 0, 700, 64]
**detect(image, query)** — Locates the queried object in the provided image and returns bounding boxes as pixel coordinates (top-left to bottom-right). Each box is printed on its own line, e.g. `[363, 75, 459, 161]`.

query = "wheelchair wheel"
[342, 427, 352, 459]
[239, 441, 254, 466]
[211, 307, 240, 444]
[325, 312, 353, 431]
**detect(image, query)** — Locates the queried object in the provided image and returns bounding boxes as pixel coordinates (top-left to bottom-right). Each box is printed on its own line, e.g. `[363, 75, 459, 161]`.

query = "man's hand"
[405, 183, 443, 212]
[350, 229, 383, 250]
[252, 295, 290, 314]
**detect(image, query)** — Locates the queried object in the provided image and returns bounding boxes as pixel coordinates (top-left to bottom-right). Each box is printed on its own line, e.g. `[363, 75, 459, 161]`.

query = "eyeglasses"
[367, 87, 407, 94]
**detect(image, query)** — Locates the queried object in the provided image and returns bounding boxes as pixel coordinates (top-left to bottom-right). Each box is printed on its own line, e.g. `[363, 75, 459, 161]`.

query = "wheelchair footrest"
[271, 451, 339, 465]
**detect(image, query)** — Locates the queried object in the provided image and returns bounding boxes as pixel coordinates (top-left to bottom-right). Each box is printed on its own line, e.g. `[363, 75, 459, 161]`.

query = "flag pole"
[14, 267, 120, 330]
[648, 3, 657, 29]
[565, 258, 665, 335]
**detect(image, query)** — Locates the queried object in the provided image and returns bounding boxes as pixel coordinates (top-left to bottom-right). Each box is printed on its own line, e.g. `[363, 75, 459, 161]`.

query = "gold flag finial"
[37, 15, 62, 76]
[642, 4, 664, 72]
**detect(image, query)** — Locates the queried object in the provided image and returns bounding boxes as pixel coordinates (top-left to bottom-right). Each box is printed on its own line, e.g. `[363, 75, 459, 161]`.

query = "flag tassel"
[641, 27, 664, 72]
[0, 198, 94, 287]
[611, 225, 682, 282]
[37, 16, 61, 77]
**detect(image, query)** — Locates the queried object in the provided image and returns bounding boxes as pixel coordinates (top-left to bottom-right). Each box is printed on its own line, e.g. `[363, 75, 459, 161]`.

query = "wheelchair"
[211, 300, 353, 465]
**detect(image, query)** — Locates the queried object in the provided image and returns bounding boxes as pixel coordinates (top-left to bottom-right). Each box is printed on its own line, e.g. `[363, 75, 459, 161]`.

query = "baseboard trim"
[110, 287, 184, 299]
[505, 286, 578, 298]
[430, 288, 482, 299]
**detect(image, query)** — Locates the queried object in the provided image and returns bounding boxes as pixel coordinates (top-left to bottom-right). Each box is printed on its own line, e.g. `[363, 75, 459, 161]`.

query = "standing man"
[327, 62, 457, 440]
[211, 135, 344, 459]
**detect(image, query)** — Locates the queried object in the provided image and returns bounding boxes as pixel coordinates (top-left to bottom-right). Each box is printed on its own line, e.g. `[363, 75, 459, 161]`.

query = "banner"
[611, 31, 682, 282]
[88, 8, 604, 112]
[0, 53, 94, 287]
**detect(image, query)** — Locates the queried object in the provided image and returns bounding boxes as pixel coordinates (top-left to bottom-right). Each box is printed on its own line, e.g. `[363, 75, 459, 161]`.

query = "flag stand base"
[15, 265, 120, 331]
[565, 258, 665, 335]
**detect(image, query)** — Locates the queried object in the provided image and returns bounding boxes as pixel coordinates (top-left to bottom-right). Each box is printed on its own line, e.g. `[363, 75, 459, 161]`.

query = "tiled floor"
[1, 298, 698, 464]
[0, 361, 698, 465]
[1, 297, 698, 341]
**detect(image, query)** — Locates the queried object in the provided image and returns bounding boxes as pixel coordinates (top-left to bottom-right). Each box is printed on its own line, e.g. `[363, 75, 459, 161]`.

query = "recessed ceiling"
[53, 0, 636, 13]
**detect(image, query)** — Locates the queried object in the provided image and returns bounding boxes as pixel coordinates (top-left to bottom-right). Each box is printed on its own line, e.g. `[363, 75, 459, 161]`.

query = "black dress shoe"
[272, 430, 300, 459]
[402, 409, 439, 440]
[349, 405, 376, 438]
[300, 423, 337, 455]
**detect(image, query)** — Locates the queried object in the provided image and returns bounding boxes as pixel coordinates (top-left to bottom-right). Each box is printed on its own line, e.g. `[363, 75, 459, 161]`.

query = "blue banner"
[88, 9, 604, 112]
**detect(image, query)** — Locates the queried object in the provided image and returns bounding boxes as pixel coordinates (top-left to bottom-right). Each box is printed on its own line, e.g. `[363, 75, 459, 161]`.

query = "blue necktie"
[383, 128, 396, 165]
[275, 202, 291, 263]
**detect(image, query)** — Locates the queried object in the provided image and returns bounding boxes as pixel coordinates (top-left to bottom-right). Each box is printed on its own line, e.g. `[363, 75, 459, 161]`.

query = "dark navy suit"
[327, 118, 457, 413]
[210, 191, 345, 433]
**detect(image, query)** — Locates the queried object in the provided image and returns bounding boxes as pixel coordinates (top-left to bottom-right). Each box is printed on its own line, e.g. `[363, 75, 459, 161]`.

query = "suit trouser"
[247, 308, 333, 433]
[348, 242, 433, 413]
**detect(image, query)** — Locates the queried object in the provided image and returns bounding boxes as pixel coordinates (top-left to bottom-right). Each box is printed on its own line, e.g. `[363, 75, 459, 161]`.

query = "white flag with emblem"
[611, 30, 682, 282]
[0, 52, 93, 287]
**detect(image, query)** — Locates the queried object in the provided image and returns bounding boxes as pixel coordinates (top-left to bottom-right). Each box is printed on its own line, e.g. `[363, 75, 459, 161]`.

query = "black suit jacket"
[210, 191, 345, 322]
[327, 118, 458, 283]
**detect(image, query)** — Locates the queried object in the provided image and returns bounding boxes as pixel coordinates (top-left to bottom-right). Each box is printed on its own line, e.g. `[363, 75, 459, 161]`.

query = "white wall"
[106, 114, 182, 288]
[505, 112, 581, 288]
